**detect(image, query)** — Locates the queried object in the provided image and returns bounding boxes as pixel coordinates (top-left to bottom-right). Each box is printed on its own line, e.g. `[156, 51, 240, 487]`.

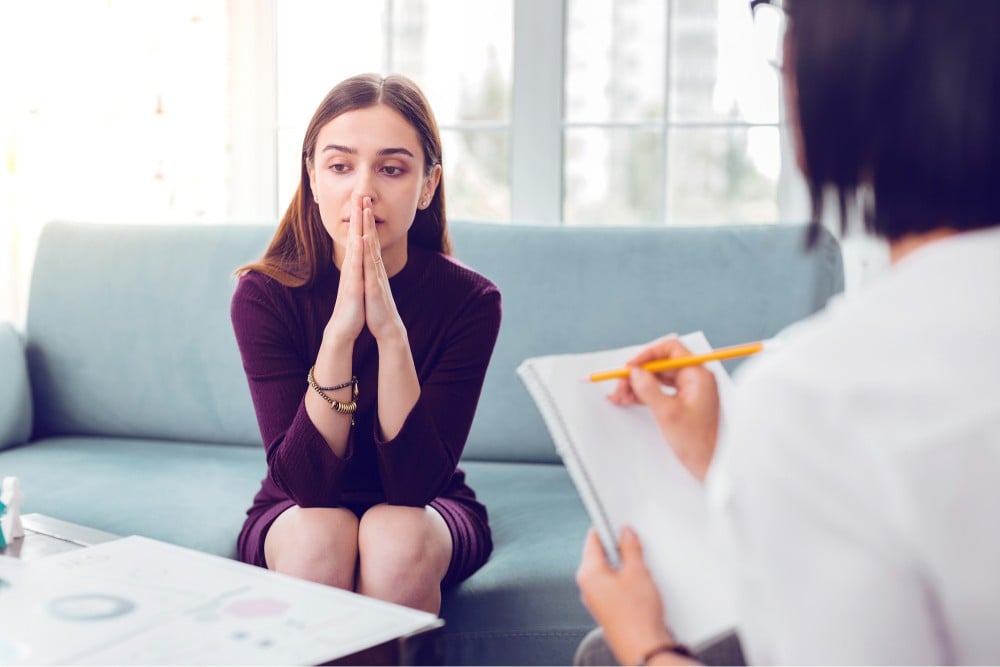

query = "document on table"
[517, 331, 737, 645]
[0, 536, 440, 665]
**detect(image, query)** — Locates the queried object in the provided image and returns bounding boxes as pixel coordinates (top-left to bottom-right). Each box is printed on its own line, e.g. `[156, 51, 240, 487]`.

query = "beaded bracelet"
[315, 377, 356, 392]
[307, 366, 359, 425]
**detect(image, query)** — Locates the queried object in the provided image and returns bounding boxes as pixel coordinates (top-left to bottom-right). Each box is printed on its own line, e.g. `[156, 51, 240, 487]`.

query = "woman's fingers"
[360, 204, 402, 339]
[349, 193, 364, 240]
[343, 197, 365, 287]
[324, 196, 367, 342]
[362, 196, 383, 259]
[361, 196, 377, 240]
[362, 198, 386, 280]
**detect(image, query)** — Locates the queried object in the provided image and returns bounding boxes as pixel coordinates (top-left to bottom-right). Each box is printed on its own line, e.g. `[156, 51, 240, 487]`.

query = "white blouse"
[708, 226, 1000, 665]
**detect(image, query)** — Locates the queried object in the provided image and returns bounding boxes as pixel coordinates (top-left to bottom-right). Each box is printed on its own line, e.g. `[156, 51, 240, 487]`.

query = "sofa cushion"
[0, 436, 265, 556]
[441, 461, 594, 665]
[0, 322, 32, 450]
[449, 222, 844, 463]
[25, 222, 272, 446]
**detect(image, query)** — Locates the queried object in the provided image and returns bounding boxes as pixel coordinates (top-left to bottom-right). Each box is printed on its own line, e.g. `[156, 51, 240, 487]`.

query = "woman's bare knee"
[356, 504, 452, 612]
[264, 506, 359, 589]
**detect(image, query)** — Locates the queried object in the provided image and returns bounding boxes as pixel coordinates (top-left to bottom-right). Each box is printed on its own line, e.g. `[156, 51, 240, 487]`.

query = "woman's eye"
[330, 163, 350, 173]
[382, 166, 403, 176]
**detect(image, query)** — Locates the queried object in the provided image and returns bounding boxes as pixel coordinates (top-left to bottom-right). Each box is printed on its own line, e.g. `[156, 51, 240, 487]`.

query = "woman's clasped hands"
[326, 193, 406, 346]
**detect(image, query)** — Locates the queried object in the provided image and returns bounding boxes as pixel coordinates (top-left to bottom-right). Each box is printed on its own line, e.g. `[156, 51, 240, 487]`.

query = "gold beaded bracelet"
[307, 365, 358, 425]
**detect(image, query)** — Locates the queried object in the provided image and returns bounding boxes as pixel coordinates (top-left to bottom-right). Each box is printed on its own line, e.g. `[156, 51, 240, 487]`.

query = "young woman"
[576, 0, 1000, 664]
[231, 74, 501, 614]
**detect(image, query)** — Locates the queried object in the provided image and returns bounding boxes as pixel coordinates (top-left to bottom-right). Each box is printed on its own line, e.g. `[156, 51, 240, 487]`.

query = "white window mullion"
[661, 0, 674, 224]
[776, 82, 810, 224]
[510, 0, 564, 225]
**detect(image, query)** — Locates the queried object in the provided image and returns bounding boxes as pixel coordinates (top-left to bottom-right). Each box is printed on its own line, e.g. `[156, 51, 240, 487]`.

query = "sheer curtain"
[0, 1, 233, 328]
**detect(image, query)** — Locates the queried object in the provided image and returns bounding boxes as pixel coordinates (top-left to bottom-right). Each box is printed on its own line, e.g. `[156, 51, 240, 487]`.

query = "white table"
[0, 515, 443, 665]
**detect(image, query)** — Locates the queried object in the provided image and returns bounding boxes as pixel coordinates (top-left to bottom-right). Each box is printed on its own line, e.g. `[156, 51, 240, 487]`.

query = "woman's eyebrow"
[376, 147, 415, 158]
[321, 144, 355, 154]
[320, 144, 415, 158]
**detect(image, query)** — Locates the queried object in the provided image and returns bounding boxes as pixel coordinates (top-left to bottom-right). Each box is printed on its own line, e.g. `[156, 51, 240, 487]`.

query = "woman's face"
[308, 104, 440, 270]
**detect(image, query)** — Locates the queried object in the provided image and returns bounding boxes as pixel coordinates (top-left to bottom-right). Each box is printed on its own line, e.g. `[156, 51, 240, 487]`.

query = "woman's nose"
[352, 171, 377, 204]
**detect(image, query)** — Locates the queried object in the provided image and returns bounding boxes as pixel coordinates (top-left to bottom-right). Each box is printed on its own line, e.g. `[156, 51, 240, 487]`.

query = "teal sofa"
[0, 220, 843, 665]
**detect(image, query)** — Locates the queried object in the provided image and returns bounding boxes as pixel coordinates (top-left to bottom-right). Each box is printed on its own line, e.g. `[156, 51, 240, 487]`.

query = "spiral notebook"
[516, 331, 737, 644]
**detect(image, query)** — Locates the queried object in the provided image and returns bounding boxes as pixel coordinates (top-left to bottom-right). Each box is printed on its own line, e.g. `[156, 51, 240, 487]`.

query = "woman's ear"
[421, 164, 442, 207]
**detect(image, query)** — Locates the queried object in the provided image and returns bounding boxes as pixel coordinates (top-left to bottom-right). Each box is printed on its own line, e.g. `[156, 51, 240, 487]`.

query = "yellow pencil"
[587, 340, 767, 382]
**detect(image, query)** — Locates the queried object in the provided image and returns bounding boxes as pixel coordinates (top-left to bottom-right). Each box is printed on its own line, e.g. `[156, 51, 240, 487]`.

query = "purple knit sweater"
[231, 245, 501, 575]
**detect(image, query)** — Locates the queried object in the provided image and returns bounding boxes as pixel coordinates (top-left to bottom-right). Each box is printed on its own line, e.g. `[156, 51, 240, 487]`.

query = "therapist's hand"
[608, 336, 720, 481]
[577, 528, 692, 666]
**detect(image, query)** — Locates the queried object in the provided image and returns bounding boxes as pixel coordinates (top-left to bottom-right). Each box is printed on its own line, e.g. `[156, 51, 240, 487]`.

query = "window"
[2, 1, 800, 325]
[270, 0, 797, 226]
[274, 0, 514, 223]
[562, 0, 786, 226]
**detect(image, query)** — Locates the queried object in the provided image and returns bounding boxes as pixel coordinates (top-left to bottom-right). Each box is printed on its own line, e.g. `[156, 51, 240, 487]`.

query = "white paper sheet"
[0, 536, 439, 665]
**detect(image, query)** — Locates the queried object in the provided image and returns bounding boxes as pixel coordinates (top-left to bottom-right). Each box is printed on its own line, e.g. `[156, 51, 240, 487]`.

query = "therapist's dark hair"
[789, 0, 1000, 245]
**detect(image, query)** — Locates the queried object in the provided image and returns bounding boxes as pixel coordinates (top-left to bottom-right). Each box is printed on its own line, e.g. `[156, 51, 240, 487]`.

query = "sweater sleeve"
[373, 285, 501, 506]
[230, 273, 353, 507]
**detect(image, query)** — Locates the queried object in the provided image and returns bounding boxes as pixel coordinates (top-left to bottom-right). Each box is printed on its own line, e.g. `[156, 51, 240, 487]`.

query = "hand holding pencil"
[605, 335, 740, 481]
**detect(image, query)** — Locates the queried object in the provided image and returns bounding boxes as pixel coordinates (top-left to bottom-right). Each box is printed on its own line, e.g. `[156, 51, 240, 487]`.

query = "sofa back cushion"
[0, 321, 33, 450]
[25, 220, 843, 463]
[27, 222, 272, 446]
[448, 221, 844, 463]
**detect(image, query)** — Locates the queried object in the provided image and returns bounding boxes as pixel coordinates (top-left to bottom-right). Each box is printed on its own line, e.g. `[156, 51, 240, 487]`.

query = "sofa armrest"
[0, 322, 32, 450]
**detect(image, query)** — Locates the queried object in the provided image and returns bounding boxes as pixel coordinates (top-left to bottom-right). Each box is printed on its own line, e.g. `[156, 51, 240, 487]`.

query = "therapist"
[575, 0, 1000, 664]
